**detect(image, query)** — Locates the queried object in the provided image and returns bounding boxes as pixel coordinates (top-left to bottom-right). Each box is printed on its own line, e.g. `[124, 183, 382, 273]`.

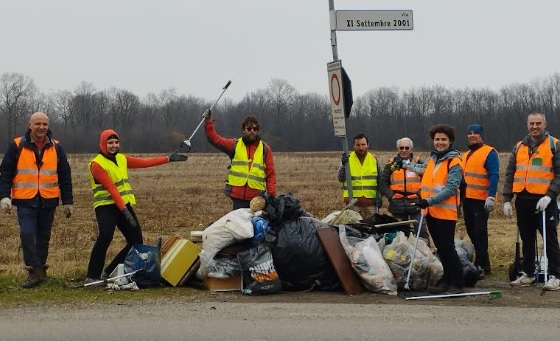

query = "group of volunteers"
[1, 110, 559, 295]
[0, 109, 272, 288]
[338, 111, 560, 294]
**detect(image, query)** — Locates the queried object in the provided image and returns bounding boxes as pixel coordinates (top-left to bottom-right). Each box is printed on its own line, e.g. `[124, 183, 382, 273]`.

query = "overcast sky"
[2, 0, 559, 102]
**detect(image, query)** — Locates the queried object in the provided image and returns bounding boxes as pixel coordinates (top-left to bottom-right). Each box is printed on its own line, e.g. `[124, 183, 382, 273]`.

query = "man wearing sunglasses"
[380, 137, 429, 242]
[460, 124, 499, 278]
[204, 110, 276, 210]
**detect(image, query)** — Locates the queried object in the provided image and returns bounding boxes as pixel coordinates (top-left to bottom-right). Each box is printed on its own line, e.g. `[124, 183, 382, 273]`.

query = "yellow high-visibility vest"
[227, 139, 266, 190]
[89, 154, 136, 208]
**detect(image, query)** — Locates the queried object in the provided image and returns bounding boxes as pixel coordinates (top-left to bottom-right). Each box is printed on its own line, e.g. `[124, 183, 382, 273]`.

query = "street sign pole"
[328, 0, 353, 204]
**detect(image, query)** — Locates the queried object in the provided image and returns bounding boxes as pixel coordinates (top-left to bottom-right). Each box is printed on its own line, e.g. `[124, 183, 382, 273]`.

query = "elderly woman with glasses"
[204, 111, 277, 210]
[380, 137, 430, 243]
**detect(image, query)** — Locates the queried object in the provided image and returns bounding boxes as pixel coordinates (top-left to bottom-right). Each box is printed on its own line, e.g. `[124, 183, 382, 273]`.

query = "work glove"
[390, 158, 403, 171]
[63, 204, 74, 218]
[536, 196, 552, 212]
[341, 153, 349, 165]
[202, 109, 212, 120]
[0, 197, 11, 214]
[503, 202, 513, 218]
[484, 197, 495, 212]
[168, 152, 188, 162]
[122, 208, 138, 228]
[416, 199, 429, 209]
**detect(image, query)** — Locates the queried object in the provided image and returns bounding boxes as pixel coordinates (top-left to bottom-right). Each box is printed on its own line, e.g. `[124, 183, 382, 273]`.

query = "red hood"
[99, 129, 119, 156]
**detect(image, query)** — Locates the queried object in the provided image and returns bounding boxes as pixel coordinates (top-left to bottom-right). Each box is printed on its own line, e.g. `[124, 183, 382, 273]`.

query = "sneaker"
[84, 277, 102, 286]
[428, 279, 449, 294]
[21, 266, 41, 289]
[476, 266, 485, 280]
[510, 272, 534, 287]
[544, 275, 560, 291]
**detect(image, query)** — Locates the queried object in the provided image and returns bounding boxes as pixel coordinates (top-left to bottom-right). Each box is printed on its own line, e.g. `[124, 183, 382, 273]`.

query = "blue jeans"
[17, 206, 56, 268]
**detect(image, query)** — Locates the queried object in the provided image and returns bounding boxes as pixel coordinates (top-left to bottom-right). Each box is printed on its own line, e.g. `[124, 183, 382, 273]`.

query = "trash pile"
[92, 193, 481, 295]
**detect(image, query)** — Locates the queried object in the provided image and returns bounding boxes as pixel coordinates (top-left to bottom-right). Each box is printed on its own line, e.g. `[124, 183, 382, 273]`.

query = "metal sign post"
[327, 1, 414, 210]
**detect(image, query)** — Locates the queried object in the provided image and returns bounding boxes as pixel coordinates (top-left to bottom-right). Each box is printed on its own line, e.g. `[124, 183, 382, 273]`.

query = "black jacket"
[0, 129, 73, 207]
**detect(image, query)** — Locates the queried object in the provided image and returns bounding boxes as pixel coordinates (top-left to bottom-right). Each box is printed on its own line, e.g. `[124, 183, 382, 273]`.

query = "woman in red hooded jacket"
[85, 129, 187, 283]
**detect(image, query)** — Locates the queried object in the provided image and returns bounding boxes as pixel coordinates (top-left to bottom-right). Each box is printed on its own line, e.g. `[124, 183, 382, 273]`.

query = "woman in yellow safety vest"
[85, 129, 187, 284]
[403, 124, 465, 294]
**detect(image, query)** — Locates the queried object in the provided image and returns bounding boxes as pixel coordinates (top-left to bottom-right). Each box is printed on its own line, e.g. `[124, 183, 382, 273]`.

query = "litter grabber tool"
[178, 80, 232, 153]
[508, 226, 522, 281]
[541, 210, 548, 295]
[373, 220, 417, 229]
[67, 270, 140, 289]
[405, 290, 503, 301]
[403, 211, 425, 291]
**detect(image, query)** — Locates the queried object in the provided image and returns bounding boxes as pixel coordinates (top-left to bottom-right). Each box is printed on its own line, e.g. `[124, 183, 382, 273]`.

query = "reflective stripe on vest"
[12, 137, 60, 200]
[227, 139, 266, 190]
[462, 145, 495, 200]
[420, 157, 461, 220]
[389, 157, 421, 199]
[342, 152, 378, 198]
[512, 136, 557, 195]
[89, 153, 136, 208]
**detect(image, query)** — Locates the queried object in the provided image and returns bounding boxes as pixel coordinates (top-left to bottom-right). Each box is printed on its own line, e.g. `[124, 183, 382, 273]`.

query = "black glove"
[122, 208, 138, 228]
[168, 152, 188, 162]
[341, 153, 349, 165]
[417, 199, 429, 209]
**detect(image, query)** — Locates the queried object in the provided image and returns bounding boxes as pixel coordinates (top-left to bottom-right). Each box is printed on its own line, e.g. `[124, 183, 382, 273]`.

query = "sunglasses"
[245, 127, 258, 132]
[399, 146, 410, 150]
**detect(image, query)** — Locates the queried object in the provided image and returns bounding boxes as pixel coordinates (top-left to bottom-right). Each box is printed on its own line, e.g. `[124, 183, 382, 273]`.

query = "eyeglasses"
[399, 146, 410, 150]
[245, 127, 258, 132]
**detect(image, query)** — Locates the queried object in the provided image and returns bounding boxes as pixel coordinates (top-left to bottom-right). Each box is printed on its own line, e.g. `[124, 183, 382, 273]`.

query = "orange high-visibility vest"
[421, 157, 461, 220]
[513, 136, 558, 195]
[389, 157, 421, 199]
[462, 145, 495, 200]
[11, 137, 60, 200]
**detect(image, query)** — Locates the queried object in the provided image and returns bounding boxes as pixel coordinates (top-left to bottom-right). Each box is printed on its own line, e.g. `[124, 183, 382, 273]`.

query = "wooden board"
[316, 227, 364, 296]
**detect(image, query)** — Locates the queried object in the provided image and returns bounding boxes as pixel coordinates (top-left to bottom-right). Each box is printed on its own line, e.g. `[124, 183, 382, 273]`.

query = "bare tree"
[0, 72, 37, 143]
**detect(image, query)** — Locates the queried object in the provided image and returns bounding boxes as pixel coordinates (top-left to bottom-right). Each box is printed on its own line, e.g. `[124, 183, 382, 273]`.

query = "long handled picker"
[403, 210, 425, 292]
[178, 80, 232, 153]
[541, 210, 548, 295]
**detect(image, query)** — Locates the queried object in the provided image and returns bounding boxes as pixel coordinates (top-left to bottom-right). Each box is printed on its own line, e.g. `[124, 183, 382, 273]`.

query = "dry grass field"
[0, 150, 528, 280]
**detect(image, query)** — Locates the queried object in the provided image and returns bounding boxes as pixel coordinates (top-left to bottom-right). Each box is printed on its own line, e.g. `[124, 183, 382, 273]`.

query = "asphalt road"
[1, 301, 560, 340]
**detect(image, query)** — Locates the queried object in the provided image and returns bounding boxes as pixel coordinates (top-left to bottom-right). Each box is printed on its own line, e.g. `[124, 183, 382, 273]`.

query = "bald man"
[0, 111, 74, 288]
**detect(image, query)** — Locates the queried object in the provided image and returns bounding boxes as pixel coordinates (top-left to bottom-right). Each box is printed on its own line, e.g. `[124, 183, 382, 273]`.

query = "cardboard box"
[161, 239, 201, 286]
[203, 274, 243, 292]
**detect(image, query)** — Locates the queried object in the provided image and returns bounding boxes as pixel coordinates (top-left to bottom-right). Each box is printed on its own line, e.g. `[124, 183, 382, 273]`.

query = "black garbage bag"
[271, 217, 339, 291]
[237, 243, 282, 295]
[262, 193, 311, 231]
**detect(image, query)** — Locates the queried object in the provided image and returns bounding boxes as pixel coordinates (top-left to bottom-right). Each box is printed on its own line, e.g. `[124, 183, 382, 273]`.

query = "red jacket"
[205, 120, 276, 200]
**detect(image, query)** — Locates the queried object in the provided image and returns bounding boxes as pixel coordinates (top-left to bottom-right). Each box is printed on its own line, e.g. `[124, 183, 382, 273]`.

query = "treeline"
[1, 72, 560, 153]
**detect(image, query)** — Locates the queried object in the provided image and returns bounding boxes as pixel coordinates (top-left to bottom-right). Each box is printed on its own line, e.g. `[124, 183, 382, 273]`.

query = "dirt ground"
[186, 273, 560, 309]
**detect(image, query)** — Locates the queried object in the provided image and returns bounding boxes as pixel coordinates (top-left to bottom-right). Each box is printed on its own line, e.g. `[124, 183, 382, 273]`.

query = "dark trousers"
[232, 198, 251, 211]
[17, 206, 56, 268]
[87, 204, 143, 279]
[463, 198, 490, 270]
[515, 197, 560, 277]
[426, 214, 465, 288]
